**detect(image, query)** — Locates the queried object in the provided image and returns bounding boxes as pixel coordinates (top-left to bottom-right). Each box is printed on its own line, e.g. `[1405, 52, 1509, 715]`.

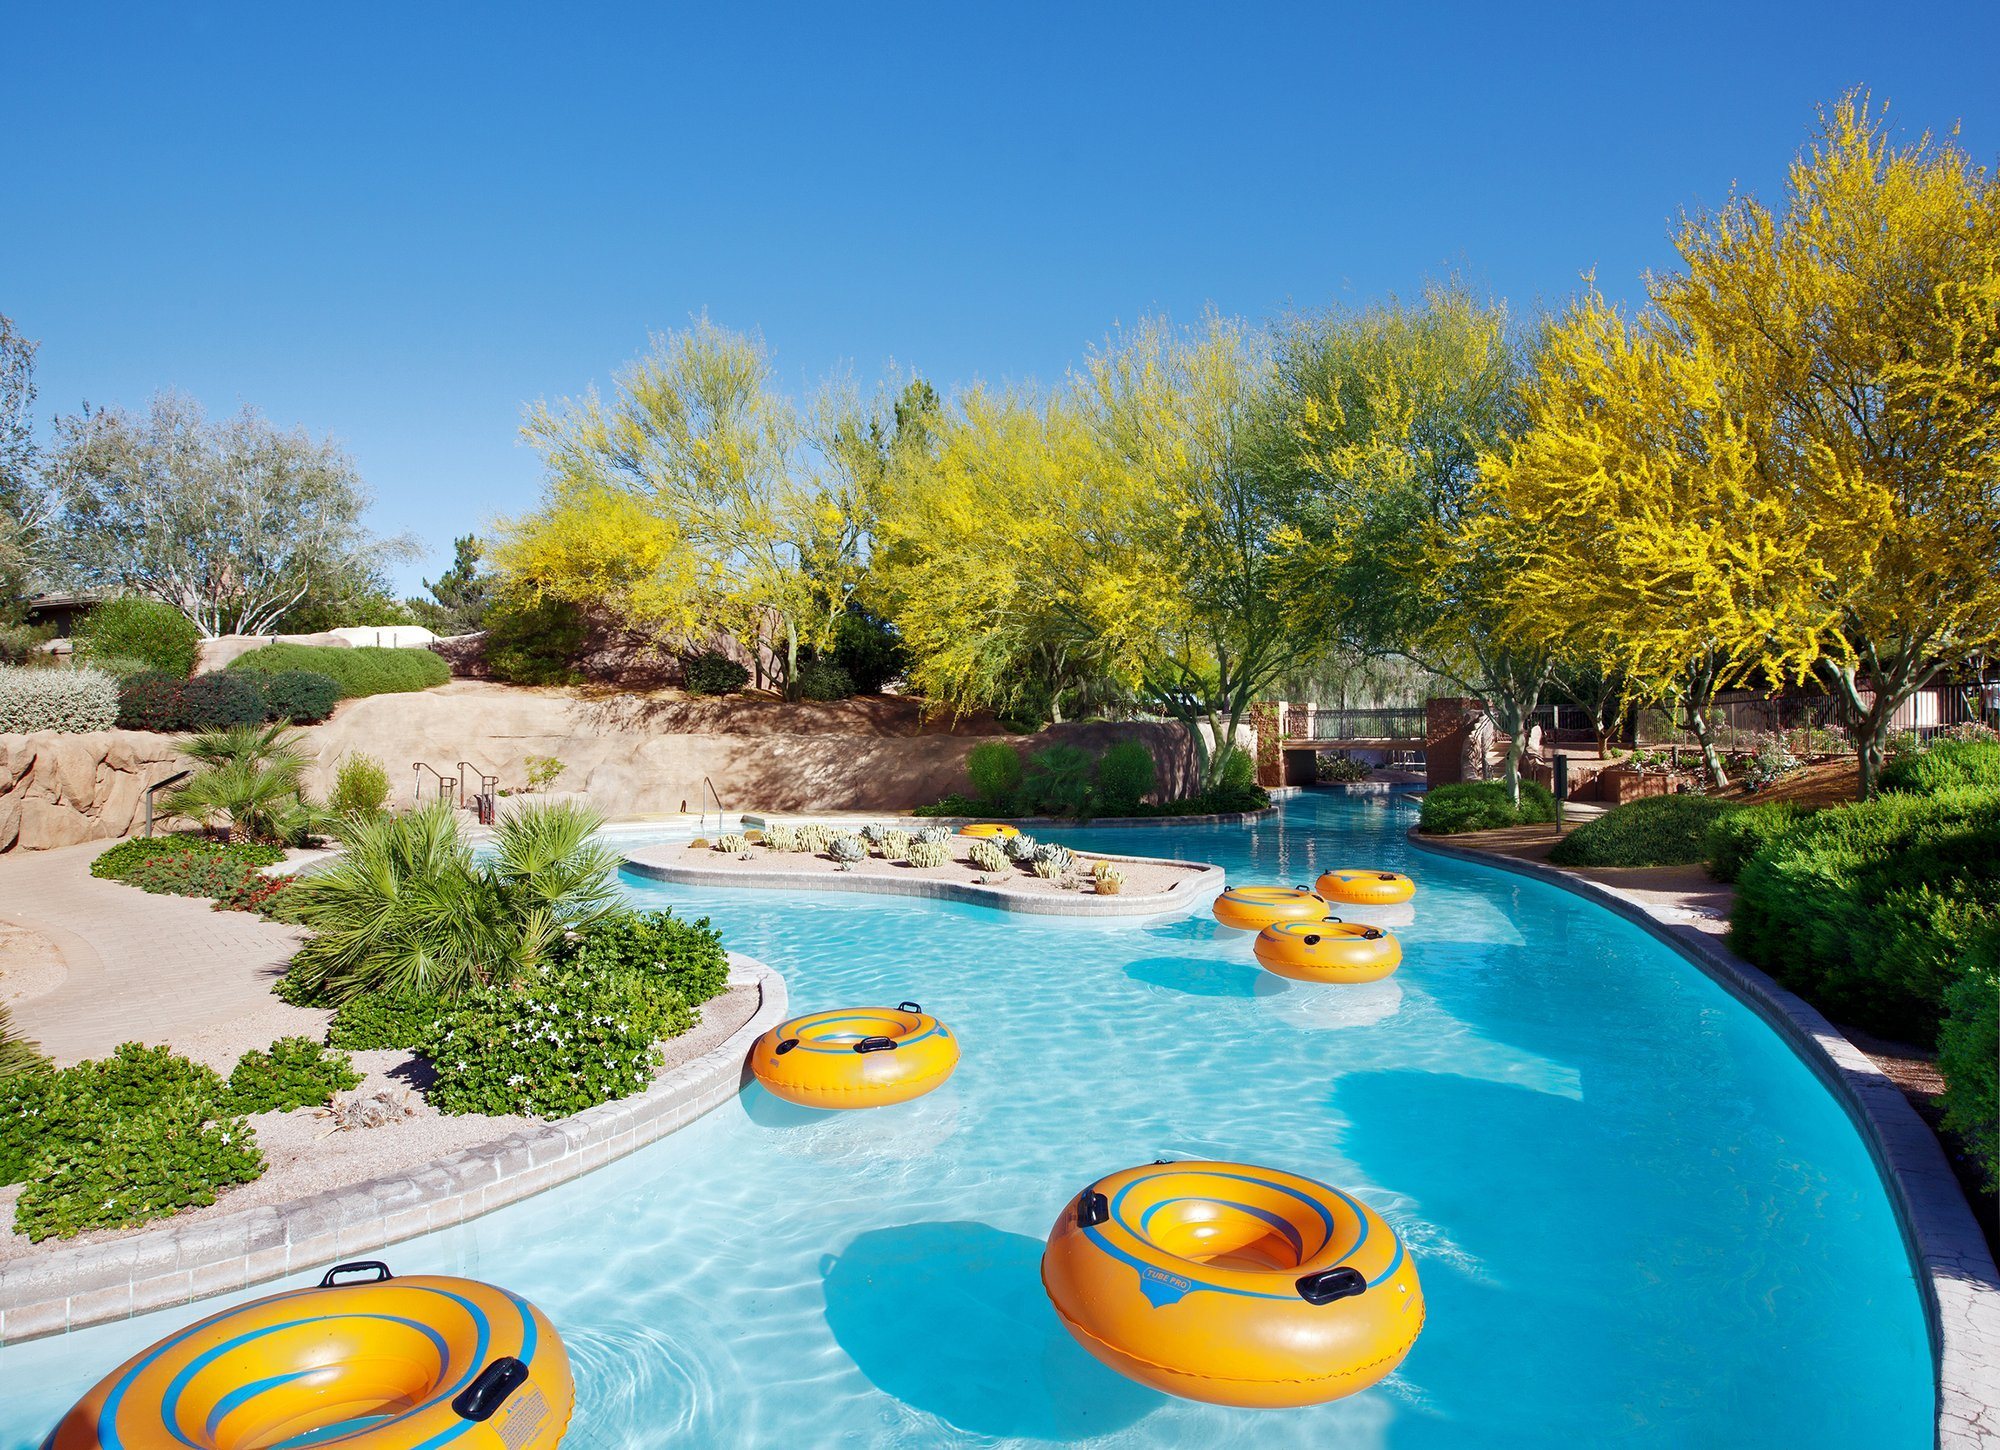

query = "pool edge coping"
[1406, 827, 2000, 1450]
[0, 954, 789, 1347]
[622, 844, 1227, 919]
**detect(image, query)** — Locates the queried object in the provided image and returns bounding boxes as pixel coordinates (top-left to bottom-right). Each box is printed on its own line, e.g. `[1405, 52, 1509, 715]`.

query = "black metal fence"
[1308, 707, 1428, 741]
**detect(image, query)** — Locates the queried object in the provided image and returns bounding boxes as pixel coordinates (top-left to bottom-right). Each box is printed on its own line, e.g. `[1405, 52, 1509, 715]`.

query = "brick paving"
[0, 842, 315, 1067]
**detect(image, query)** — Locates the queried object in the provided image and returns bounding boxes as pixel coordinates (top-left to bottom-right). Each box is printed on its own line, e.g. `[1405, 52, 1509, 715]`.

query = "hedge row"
[1418, 780, 1558, 834]
[0, 665, 120, 734]
[227, 642, 449, 697]
[117, 668, 342, 731]
[1548, 793, 1738, 867]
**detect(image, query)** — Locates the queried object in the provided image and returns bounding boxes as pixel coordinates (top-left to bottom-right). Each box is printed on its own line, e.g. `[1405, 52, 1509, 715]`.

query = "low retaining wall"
[0, 956, 787, 1344]
[624, 846, 1225, 918]
[0, 730, 187, 852]
[1405, 829, 2000, 1450]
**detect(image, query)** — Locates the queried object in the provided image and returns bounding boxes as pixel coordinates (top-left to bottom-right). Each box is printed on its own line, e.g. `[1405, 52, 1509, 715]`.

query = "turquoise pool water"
[1, 792, 1933, 1446]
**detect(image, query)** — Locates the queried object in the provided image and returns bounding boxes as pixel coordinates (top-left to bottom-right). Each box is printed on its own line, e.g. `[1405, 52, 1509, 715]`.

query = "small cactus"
[878, 829, 913, 861]
[828, 834, 866, 869]
[1032, 856, 1066, 880]
[794, 824, 835, 854]
[762, 825, 799, 852]
[712, 833, 749, 853]
[968, 839, 1008, 872]
[1094, 865, 1126, 895]
[906, 839, 950, 868]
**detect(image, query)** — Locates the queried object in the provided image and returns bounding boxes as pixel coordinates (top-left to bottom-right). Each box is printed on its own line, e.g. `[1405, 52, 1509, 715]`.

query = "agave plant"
[283, 799, 622, 1002]
[165, 725, 317, 845]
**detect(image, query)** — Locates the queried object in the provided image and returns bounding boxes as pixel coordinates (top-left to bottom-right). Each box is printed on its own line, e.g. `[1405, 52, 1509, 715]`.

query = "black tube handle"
[453, 1356, 529, 1421]
[319, 1260, 393, 1287]
[1303, 934, 1322, 945]
[897, 1001, 921, 1013]
[1378, 873, 1398, 881]
[1361, 928, 1383, 940]
[1297, 1266, 1367, 1304]
[1077, 1189, 1110, 1227]
[774, 1038, 801, 1055]
[854, 1035, 898, 1053]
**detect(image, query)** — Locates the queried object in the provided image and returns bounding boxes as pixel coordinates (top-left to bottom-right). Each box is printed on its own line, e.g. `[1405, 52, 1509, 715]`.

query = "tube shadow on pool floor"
[820, 1220, 1164, 1439]
[1123, 954, 1264, 998]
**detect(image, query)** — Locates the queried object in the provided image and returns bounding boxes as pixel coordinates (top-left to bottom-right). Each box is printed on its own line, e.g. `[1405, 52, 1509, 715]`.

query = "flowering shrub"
[556, 909, 729, 1006]
[0, 664, 119, 733]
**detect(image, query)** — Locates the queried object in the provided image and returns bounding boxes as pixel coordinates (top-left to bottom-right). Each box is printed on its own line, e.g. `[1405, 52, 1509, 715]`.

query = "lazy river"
[0, 791, 1933, 1447]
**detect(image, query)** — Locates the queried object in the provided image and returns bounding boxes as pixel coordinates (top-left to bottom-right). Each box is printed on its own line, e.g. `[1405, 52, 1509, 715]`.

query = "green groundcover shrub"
[224, 1037, 360, 1113]
[1880, 738, 2000, 798]
[1939, 933, 1998, 1189]
[73, 597, 201, 679]
[227, 642, 449, 698]
[1706, 801, 1809, 883]
[556, 908, 730, 1006]
[682, 650, 750, 696]
[0, 664, 120, 734]
[323, 991, 447, 1050]
[1419, 780, 1559, 835]
[0, 1042, 264, 1240]
[1730, 787, 2000, 1044]
[1549, 795, 1740, 868]
[258, 669, 344, 724]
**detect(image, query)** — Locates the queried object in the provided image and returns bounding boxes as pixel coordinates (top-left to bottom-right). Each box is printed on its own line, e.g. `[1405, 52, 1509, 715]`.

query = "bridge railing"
[1307, 707, 1428, 741]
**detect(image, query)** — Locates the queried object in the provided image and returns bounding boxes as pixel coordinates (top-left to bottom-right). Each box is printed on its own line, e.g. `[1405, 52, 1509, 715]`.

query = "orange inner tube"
[1254, 919, 1403, 983]
[1315, 869, 1415, 906]
[749, 1004, 960, 1109]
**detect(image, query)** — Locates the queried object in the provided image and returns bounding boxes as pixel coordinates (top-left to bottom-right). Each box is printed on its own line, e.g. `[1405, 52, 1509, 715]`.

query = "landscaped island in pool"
[0, 791, 1932, 1447]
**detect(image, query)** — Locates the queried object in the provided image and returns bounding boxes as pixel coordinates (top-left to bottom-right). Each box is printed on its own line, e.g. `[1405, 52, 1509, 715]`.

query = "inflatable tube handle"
[1303, 934, 1321, 945]
[774, 1038, 801, 1055]
[1297, 1266, 1367, 1305]
[897, 1000, 922, 1013]
[853, 1036, 898, 1053]
[1361, 928, 1383, 940]
[453, 1356, 528, 1421]
[1077, 1190, 1110, 1227]
[319, 1261, 393, 1287]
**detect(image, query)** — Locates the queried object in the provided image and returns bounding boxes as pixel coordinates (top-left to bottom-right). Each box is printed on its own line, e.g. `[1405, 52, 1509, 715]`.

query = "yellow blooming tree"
[1273, 288, 1551, 801]
[498, 320, 873, 693]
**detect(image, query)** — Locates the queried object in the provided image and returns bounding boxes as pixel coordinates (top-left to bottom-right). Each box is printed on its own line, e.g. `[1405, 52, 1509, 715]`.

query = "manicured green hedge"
[1705, 802, 1809, 883]
[1548, 794, 1739, 868]
[116, 667, 345, 730]
[73, 597, 200, 679]
[1730, 787, 2000, 1044]
[227, 642, 448, 697]
[1880, 738, 2000, 797]
[1939, 932, 1998, 1188]
[1418, 780, 1559, 834]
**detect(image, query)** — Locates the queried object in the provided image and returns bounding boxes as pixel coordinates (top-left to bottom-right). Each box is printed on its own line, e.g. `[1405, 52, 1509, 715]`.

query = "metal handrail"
[699, 776, 724, 836]
[413, 762, 457, 808]
[143, 769, 192, 838]
[458, 761, 499, 826]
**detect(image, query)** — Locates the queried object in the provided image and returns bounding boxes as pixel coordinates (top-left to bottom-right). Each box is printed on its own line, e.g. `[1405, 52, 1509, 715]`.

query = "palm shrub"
[1024, 744, 1095, 817]
[165, 724, 315, 844]
[0, 1003, 45, 1079]
[284, 799, 621, 1002]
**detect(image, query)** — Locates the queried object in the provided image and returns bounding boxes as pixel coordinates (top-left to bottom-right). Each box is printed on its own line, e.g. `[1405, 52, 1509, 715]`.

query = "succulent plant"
[761, 824, 799, 852]
[859, 823, 890, 845]
[968, 839, 1008, 872]
[1001, 833, 1040, 863]
[828, 833, 866, 869]
[712, 833, 749, 853]
[878, 828, 913, 861]
[794, 824, 835, 854]
[913, 826, 952, 847]
[1033, 843, 1075, 874]
[906, 839, 950, 868]
[1032, 856, 1067, 880]
[1094, 865, 1126, 895]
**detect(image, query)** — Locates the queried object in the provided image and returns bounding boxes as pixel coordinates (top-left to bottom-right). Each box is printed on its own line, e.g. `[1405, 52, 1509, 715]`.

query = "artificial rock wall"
[0, 731, 189, 852]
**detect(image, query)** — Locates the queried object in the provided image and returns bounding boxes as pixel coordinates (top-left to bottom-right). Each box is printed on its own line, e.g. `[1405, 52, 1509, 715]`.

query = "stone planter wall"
[0, 731, 188, 852]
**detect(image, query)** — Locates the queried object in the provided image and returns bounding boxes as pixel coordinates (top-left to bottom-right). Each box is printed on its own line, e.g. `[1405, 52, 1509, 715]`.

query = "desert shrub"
[180, 670, 269, 729]
[1548, 795, 1741, 868]
[906, 839, 949, 868]
[1939, 933, 1998, 1188]
[259, 669, 342, 724]
[223, 1037, 361, 1113]
[524, 754, 566, 791]
[227, 642, 449, 697]
[793, 659, 853, 701]
[828, 833, 866, 867]
[966, 741, 1023, 809]
[1705, 801, 1809, 882]
[283, 800, 620, 1002]
[1203, 745, 1267, 813]
[1418, 780, 1559, 835]
[2, 1042, 264, 1239]
[968, 838, 1007, 872]
[325, 992, 447, 1050]
[483, 593, 589, 685]
[1731, 788, 2000, 1043]
[1880, 738, 2000, 798]
[1095, 741, 1156, 814]
[557, 908, 729, 1006]
[72, 597, 200, 679]
[0, 664, 119, 733]
[422, 955, 697, 1118]
[329, 753, 391, 816]
[116, 670, 190, 730]
[683, 650, 750, 696]
[1023, 744, 1095, 817]
[0, 621, 55, 665]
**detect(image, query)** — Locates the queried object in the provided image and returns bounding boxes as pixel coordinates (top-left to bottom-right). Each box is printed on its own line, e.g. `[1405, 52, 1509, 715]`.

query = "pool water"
[0, 792, 1933, 1447]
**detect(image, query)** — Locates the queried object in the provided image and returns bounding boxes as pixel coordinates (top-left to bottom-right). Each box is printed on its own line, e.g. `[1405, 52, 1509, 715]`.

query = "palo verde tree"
[1652, 95, 2000, 797]
[1273, 287, 1551, 801]
[42, 392, 411, 637]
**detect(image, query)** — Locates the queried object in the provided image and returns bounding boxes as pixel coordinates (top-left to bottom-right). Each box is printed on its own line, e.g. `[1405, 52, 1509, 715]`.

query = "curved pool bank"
[0, 793, 1948, 1447]
[0, 957, 786, 1344]
[1407, 828, 2000, 1450]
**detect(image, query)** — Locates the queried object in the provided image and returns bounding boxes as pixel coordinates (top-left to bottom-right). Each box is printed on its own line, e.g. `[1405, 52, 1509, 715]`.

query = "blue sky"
[7, 2, 1997, 595]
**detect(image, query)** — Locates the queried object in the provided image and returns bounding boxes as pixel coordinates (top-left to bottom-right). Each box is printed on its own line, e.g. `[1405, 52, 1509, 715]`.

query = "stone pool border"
[622, 843, 1226, 918]
[0, 955, 788, 1345]
[1407, 829, 2000, 1450]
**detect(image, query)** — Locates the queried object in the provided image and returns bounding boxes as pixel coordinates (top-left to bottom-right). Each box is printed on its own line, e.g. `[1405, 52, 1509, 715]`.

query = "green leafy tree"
[0, 314, 47, 606]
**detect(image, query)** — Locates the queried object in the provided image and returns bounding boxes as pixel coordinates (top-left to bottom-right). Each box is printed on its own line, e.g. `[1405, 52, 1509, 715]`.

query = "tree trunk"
[1816, 650, 1932, 801]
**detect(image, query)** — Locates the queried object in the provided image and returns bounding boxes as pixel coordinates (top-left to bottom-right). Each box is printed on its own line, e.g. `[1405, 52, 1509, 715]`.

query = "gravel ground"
[666, 837, 1201, 899]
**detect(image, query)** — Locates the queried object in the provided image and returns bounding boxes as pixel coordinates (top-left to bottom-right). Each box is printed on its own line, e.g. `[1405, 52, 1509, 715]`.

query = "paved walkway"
[0, 842, 319, 1068]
